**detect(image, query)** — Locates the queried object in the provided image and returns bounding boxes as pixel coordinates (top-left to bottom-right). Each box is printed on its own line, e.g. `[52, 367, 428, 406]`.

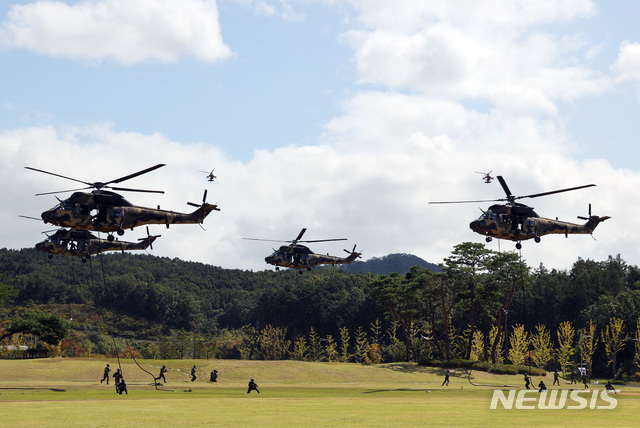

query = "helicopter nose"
[469, 220, 484, 232]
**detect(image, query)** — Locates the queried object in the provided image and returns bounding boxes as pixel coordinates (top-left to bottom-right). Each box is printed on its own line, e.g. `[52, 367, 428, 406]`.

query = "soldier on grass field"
[247, 378, 260, 394]
[156, 365, 168, 383]
[442, 369, 450, 386]
[191, 365, 198, 382]
[100, 363, 111, 384]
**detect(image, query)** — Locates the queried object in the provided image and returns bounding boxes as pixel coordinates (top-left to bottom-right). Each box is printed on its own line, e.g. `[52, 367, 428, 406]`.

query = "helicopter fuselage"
[35, 229, 156, 259]
[265, 244, 360, 271]
[41, 190, 219, 235]
[469, 204, 609, 242]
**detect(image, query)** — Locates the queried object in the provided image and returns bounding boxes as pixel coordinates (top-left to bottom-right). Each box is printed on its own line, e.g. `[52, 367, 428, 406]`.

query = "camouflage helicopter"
[35, 227, 160, 262]
[25, 164, 220, 241]
[244, 228, 362, 273]
[430, 176, 610, 249]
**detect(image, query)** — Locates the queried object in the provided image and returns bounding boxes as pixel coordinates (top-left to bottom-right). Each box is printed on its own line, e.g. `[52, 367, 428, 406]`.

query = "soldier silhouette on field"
[191, 365, 197, 382]
[247, 378, 260, 394]
[538, 380, 547, 392]
[581, 372, 589, 389]
[156, 365, 167, 383]
[570, 370, 577, 384]
[210, 369, 218, 382]
[524, 373, 531, 390]
[553, 370, 560, 385]
[113, 368, 123, 388]
[442, 369, 450, 386]
[605, 380, 617, 394]
[100, 363, 111, 384]
[116, 377, 128, 395]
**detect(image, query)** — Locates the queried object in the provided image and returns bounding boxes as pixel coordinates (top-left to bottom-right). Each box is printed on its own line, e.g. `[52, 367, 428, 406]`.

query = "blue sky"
[1, 0, 640, 271]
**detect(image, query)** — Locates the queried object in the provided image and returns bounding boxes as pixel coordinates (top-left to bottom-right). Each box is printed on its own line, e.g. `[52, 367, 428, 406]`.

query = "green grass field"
[1, 358, 638, 427]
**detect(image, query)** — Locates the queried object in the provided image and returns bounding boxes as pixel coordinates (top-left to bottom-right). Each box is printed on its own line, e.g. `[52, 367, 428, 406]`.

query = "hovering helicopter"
[244, 228, 362, 273]
[200, 169, 217, 182]
[26, 164, 220, 240]
[476, 170, 494, 183]
[35, 227, 160, 262]
[429, 176, 610, 249]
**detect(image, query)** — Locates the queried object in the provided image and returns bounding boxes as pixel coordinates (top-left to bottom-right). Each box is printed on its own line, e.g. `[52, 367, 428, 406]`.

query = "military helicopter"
[429, 176, 610, 249]
[35, 227, 160, 262]
[244, 228, 362, 273]
[25, 164, 220, 241]
[200, 169, 217, 182]
[476, 170, 494, 183]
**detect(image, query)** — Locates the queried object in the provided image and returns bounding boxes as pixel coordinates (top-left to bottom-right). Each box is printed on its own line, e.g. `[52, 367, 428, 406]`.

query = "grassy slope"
[0, 358, 638, 427]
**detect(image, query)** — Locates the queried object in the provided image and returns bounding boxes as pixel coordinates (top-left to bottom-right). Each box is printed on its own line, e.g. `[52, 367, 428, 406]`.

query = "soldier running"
[553, 370, 560, 386]
[442, 369, 450, 386]
[100, 363, 111, 384]
[156, 365, 168, 383]
[190, 365, 197, 382]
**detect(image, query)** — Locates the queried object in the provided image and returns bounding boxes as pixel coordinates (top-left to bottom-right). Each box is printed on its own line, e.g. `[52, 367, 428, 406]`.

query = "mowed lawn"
[1, 358, 639, 427]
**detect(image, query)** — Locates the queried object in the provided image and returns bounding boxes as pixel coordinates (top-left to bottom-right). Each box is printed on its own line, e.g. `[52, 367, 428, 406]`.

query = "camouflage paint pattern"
[40, 190, 219, 235]
[35, 229, 157, 259]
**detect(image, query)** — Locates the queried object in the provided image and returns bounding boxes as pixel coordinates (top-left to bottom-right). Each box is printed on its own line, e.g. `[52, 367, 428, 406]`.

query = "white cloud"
[0, 0, 232, 64]
[612, 41, 640, 83]
[338, 0, 608, 113]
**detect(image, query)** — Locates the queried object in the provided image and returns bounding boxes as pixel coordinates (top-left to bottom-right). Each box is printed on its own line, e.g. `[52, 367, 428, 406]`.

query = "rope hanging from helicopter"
[87, 242, 159, 391]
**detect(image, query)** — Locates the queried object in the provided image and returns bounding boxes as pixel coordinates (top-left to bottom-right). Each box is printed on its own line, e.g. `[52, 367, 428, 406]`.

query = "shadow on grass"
[363, 388, 425, 394]
[0, 387, 65, 392]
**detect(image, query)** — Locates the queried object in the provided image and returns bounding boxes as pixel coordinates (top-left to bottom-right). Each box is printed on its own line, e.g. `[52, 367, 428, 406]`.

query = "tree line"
[1, 245, 639, 379]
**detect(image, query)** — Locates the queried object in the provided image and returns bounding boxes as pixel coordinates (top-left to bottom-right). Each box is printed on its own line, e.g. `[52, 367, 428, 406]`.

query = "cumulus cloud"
[612, 41, 640, 83]
[0, 0, 232, 64]
[339, 0, 608, 113]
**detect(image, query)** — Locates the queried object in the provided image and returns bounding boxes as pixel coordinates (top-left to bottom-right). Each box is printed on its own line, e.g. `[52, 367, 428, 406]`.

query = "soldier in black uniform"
[100, 363, 111, 384]
[113, 368, 123, 388]
[581, 372, 589, 389]
[605, 380, 616, 394]
[156, 365, 168, 383]
[553, 370, 560, 386]
[524, 373, 531, 390]
[190, 365, 197, 382]
[538, 380, 547, 392]
[442, 369, 450, 386]
[210, 369, 218, 382]
[247, 378, 259, 394]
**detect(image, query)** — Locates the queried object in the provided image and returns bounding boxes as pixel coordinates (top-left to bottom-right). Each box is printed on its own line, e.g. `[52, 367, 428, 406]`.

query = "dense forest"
[1, 245, 639, 380]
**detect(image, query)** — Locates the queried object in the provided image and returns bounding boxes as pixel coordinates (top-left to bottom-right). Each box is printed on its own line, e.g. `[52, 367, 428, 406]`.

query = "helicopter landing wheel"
[275, 267, 280, 271]
[48, 254, 53, 259]
[534, 236, 541, 243]
[298, 270, 304, 275]
[485, 236, 492, 243]
[515, 242, 522, 250]
[82, 257, 87, 263]
[107, 234, 115, 242]
[307, 267, 312, 271]
[116, 229, 125, 236]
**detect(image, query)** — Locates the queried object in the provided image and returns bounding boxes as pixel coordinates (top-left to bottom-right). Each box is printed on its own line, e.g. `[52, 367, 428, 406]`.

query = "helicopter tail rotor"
[138, 226, 161, 250]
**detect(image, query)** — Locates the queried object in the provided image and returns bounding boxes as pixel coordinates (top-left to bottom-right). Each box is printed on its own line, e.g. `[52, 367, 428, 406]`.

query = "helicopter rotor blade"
[107, 164, 166, 185]
[301, 238, 348, 243]
[516, 184, 596, 200]
[34, 186, 95, 196]
[25, 167, 92, 187]
[497, 176, 513, 199]
[294, 228, 307, 243]
[429, 198, 505, 205]
[109, 186, 165, 194]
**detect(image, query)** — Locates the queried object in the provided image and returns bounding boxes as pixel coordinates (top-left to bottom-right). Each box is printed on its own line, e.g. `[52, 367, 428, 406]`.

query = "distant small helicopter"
[430, 176, 610, 249]
[35, 227, 160, 262]
[476, 170, 494, 183]
[200, 169, 217, 182]
[26, 164, 220, 240]
[244, 228, 362, 273]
